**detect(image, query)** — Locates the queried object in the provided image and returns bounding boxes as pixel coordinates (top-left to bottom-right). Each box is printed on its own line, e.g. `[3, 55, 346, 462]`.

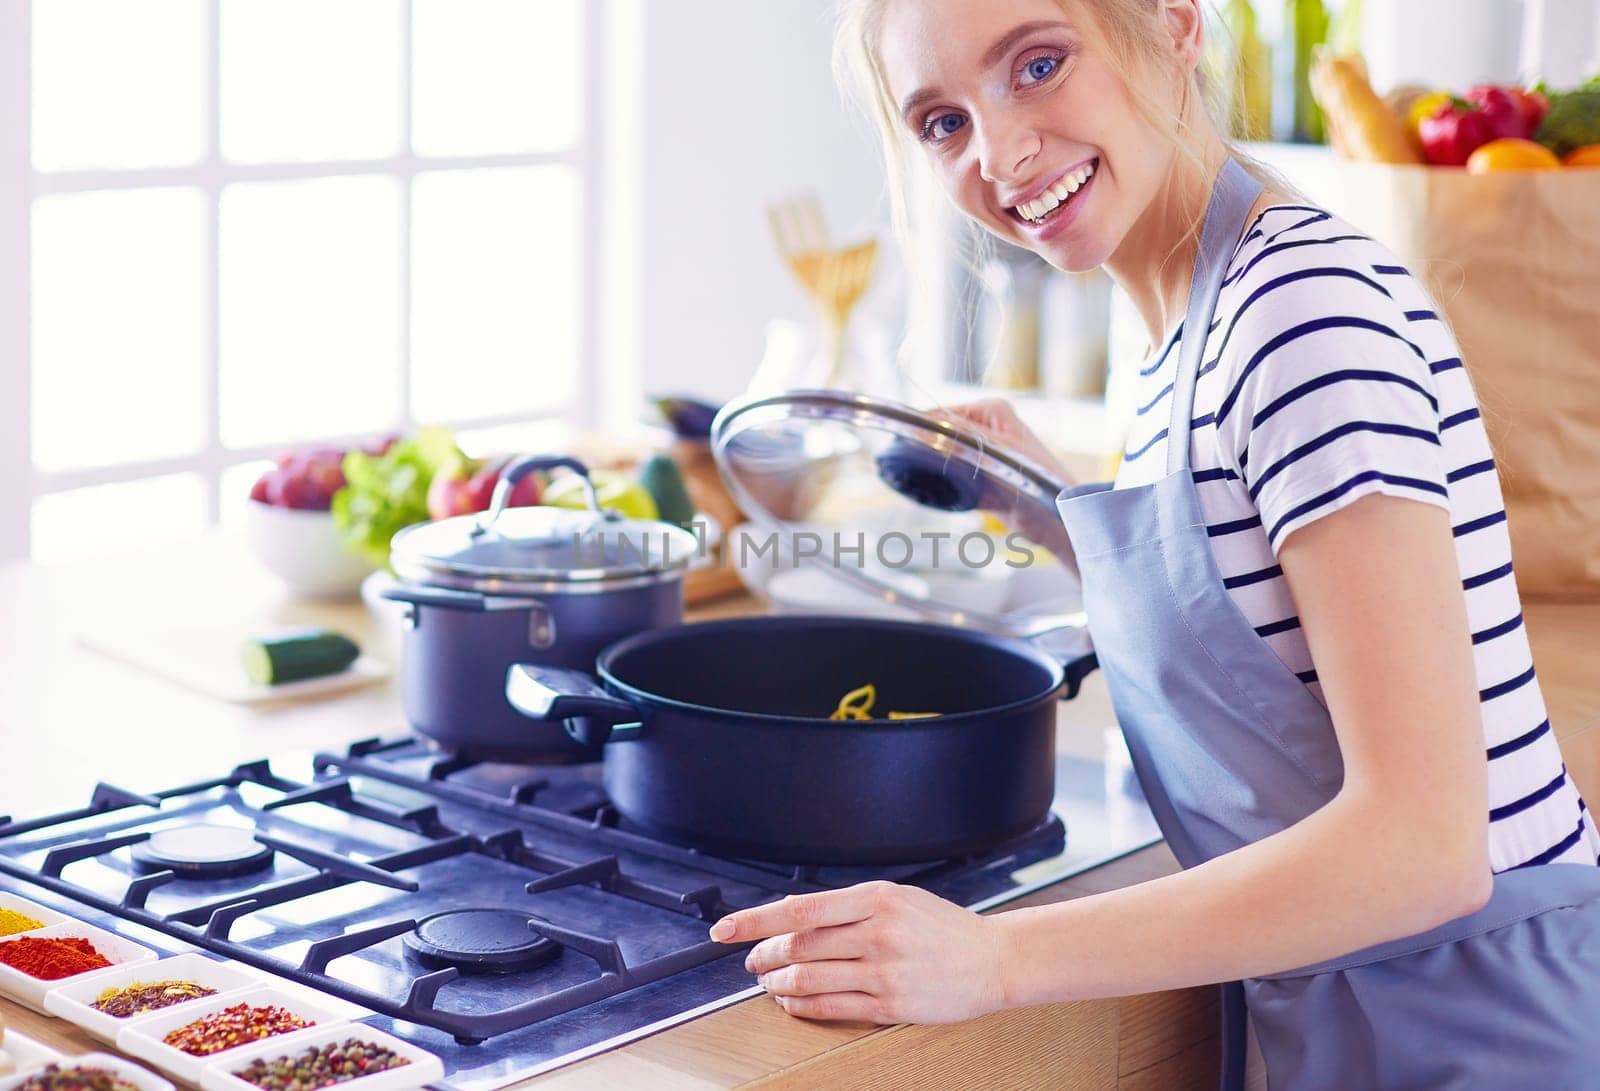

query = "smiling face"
[877, 0, 1191, 273]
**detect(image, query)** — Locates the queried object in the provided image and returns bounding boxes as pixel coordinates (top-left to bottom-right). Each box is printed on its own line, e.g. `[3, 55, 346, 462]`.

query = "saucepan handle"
[505, 663, 644, 746]
[476, 455, 601, 537]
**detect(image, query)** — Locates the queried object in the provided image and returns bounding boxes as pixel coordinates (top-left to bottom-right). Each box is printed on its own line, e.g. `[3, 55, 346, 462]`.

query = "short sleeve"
[1210, 249, 1449, 553]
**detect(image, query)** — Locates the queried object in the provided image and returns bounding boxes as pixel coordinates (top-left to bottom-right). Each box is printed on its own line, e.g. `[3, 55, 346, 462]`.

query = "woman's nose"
[975, 118, 1041, 186]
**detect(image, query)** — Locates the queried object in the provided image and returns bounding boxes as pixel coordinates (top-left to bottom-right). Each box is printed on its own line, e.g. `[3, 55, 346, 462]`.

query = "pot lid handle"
[474, 454, 601, 538]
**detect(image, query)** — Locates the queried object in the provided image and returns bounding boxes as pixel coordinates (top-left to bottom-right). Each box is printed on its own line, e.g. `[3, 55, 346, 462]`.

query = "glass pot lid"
[389, 455, 700, 587]
[710, 389, 1086, 639]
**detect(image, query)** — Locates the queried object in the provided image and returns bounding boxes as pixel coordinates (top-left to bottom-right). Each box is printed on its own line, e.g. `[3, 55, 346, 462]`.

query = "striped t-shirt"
[1115, 204, 1599, 873]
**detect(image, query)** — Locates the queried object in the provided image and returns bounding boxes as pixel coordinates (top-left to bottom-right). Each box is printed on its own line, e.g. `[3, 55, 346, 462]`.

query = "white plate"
[116, 985, 350, 1087]
[0, 921, 158, 1014]
[0, 894, 73, 938]
[199, 1024, 443, 1091]
[0, 1051, 174, 1091]
[0, 1029, 63, 1077]
[44, 953, 264, 1046]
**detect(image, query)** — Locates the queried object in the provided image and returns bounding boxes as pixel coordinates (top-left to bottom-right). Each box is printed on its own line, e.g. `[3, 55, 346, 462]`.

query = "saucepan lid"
[390, 455, 700, 588]
[710, 389, 1087, 647]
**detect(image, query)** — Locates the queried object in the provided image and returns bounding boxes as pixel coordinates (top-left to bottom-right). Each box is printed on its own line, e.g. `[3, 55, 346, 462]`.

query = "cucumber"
[242, 629, 360, 686]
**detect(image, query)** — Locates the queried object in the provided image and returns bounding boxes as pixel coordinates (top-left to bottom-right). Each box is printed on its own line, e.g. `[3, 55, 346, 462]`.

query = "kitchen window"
[1, 0, 606, 564]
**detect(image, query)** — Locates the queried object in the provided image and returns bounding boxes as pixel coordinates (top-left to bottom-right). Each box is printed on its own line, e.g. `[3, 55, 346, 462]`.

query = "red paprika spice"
[0, 935, 114, 979]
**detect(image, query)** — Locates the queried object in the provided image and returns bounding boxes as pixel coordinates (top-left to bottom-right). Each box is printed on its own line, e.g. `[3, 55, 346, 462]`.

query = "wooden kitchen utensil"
[767, 195, 879, 386]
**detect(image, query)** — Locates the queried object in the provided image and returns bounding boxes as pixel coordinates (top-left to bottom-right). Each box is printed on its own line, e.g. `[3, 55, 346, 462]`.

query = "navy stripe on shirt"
[1462, 561, 1514, 591]
[1509, 815, 1588, 869]
[1218, 314, 1433, 425]
[1472, 613, 1524, 645]
[1249, 369, 1440, 431]
[1263, 469, 1448, 544]
[1222, 563, 1282, 589]
[1491, 768, 1569, 822]
[1254, 616, 1301, 638]
[1441, 407, 1481, 430]
[1447, 459, 1496, 484]
[1480, 664, 1537, 702]
[1430, 357, 1464, 375]
[1223, 234, 1372, 288]
[1487, 719, 1551, 761]
[1246, 420, 1439, 502]
[1454, 510, 1509, 537]
[1207, 514, 1263, 537]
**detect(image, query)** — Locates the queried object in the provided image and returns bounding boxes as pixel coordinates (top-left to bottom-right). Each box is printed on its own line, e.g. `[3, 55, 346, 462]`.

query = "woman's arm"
[714, 493, 1492, 1023]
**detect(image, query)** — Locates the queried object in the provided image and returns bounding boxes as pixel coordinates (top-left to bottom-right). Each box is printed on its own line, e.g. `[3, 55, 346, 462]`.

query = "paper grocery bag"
[1320, 165, 1600, 599]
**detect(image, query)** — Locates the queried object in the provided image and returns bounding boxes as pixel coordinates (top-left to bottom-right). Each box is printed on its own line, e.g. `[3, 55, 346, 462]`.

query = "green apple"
[542, 470, 659, 522]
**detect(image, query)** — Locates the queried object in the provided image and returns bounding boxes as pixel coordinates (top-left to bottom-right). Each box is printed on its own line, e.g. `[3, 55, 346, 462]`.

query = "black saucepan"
[504, 615, 1084, 864]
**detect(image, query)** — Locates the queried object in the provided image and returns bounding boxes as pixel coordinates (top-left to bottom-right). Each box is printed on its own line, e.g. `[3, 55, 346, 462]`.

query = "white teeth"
[1014, 162, 1096, 223]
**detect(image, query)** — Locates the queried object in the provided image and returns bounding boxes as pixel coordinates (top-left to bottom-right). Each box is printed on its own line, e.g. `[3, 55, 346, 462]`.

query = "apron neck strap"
[1165, 158, 1264, 476]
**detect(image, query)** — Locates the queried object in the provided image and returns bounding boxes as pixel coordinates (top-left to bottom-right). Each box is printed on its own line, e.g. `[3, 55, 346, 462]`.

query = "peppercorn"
[0, 935, 113, 979]
[14, 1063, 141, 1091]
[162, 1002, 313, 1056]
[92, 978, 217, 1018]
[230, 1038, 411, 1090]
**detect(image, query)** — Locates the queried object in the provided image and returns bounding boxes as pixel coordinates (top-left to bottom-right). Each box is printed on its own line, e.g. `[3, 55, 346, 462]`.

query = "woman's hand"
[940, 398, 1072, 486]
[710, 880, 1008, 1025]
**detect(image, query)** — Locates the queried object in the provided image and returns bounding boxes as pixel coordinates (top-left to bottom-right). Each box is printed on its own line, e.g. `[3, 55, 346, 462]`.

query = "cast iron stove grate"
[0, 736, 1064, 1045]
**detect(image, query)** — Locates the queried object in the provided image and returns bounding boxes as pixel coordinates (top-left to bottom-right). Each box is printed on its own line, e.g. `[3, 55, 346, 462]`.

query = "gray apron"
[1055, 159, 1600, 1090]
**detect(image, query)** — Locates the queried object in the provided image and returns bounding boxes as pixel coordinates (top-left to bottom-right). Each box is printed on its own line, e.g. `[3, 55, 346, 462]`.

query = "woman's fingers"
[758, 958, 874, 998]
[773, 991, 887, 1024]
[711, 881, 890, 943]
[744, 921, 869, 975]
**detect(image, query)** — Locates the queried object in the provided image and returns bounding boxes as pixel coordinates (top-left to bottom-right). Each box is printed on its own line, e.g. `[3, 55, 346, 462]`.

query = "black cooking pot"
[505, 616, 1086, 864]
[383, 455, 700, 761]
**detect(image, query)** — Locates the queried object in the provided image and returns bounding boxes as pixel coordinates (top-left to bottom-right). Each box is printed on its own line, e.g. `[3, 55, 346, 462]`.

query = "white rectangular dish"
[115, 985, 350, 1087]
[0, 920, 158, 1014]
[0, 1029, 63, 1078]
[198, 1024, 444, 1091]
[44, 953, 265, 1046]
[0, 894, 73, 938]
[0, 1051, 174, 1091]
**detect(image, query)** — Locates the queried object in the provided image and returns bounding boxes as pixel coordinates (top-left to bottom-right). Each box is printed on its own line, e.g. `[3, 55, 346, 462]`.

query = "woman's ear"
[1159, 0, 1205, 73]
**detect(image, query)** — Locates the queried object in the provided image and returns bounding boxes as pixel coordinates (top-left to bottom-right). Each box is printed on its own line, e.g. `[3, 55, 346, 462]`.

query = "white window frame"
[0, 0, 612, 562]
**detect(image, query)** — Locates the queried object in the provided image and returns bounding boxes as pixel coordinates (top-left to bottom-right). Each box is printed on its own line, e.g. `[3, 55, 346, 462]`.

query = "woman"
[709, 1, 1600, 1087]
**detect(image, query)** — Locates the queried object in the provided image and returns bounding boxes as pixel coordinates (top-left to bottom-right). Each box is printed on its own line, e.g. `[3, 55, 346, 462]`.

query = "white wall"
[633, 0, 885, 404]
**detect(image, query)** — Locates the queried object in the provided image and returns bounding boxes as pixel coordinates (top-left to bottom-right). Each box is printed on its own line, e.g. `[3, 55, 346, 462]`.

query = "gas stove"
[0, 736, 1158, 1088]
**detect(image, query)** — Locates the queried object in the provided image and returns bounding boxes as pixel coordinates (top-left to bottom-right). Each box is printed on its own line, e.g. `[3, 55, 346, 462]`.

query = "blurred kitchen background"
[3, 0, 1598, 567]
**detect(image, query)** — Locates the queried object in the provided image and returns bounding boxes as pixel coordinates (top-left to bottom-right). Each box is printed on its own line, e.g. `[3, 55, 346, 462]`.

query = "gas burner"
[403, 908, 562, 974]
[131, 823, 275, 879]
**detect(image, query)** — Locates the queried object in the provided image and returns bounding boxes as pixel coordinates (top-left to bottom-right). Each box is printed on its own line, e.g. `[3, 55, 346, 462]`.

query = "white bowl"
[0, 893, 74, 938]
[45, 953, 265, 1046]
[116, 985, 350, 1087]
[0, 1052, 173, 1091]
[244, 499, 376, 600]
[0, 921, 158, 1014]
[199, 1024, 443, 1091]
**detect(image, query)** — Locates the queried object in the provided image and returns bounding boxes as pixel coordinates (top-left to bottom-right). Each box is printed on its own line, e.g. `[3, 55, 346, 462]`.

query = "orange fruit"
[1564, 144, 1600, 168]
[1465, 138, 1562, 173]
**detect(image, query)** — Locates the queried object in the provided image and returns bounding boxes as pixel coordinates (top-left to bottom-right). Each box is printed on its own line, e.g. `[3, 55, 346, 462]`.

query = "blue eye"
[1020, 56, 1059, 85]
[921, 112, 966, 143]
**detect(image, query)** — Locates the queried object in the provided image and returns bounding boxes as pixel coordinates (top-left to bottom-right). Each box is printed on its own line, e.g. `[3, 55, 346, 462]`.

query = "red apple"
[250, 474, 271, 503]
[266, 467, 322, 510]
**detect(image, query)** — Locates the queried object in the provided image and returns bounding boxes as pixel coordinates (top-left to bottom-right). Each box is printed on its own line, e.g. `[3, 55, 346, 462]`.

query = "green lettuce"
[331, 426, 461, 568]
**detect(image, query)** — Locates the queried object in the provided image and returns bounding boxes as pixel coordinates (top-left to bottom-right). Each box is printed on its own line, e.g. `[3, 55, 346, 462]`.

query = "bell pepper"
[1417, 99, 1499, 165]
[1509, 87, 1550, 134]
[1464, 85, 1535, 140]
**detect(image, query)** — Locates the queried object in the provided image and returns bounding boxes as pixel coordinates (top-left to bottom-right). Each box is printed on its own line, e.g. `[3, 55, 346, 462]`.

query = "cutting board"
[75, 625, 390, 705]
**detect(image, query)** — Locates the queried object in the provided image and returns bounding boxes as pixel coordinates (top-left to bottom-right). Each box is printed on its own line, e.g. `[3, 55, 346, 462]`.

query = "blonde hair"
[832, 0, 1291, 308]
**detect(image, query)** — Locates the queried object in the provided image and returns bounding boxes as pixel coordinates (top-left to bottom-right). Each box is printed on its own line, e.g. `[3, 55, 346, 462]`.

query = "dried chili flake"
[163, 1002, 314, 1056]
[14, 1063, 141, 1091]
[231, 1038, 412, 1090]
[91, 978, 218, 1018]
[0, 935, 113, 979]
[0, 908, 45, 937]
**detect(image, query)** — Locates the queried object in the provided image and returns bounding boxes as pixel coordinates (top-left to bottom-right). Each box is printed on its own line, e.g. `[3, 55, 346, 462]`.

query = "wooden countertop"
[3, 531, 1598, 1090]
